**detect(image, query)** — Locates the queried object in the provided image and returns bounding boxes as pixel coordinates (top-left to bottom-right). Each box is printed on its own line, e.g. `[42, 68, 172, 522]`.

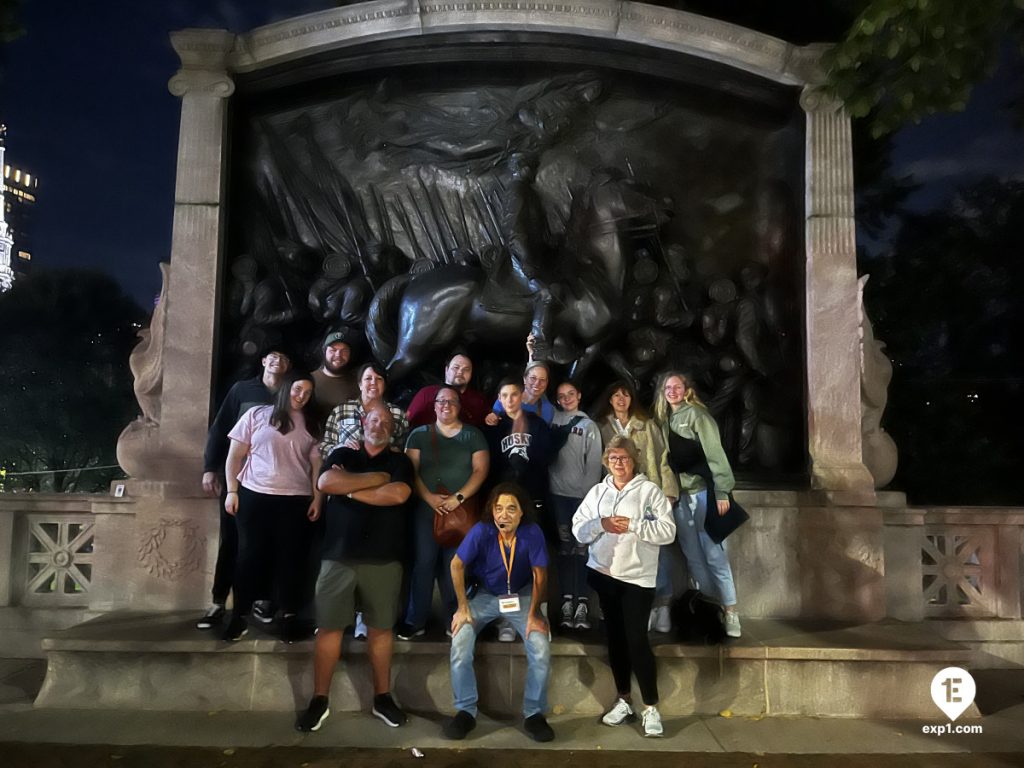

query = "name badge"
[498, 594, 521, 614]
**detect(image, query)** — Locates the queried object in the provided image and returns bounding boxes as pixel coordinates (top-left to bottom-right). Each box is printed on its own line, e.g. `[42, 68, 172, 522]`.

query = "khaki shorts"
[315, 559, 403, 631]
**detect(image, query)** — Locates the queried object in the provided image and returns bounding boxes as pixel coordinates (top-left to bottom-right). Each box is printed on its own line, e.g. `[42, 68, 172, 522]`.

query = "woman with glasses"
[572, 436, 675, 737]
[595, 379, 679, 632]
[398, 387, 490, 639]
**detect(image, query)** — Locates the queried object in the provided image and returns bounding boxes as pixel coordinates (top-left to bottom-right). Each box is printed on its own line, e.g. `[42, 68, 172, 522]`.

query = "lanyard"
[497, 533, 517, 595]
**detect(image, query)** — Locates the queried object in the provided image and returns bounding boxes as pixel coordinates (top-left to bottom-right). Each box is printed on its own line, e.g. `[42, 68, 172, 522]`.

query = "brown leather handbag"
[428, 425, 481, 548]
[432, 484, 481, 548]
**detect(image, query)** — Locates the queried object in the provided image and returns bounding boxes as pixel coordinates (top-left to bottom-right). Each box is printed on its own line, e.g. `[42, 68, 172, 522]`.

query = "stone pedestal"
[726, 491, 885, 622]
[797, 505, 885, 622]
[881, 502, 926, 622]
[89, 483, 217, 613]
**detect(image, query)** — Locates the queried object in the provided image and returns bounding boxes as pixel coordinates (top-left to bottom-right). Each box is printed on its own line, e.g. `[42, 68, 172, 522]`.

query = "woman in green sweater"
[652, 371, 741, 638]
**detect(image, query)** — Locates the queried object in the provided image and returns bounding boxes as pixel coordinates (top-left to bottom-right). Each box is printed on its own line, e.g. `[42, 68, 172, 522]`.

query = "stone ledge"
[922, 507, 1024, 526]
[931, 619, 1024, 643]
[33, 612, 981, 719]
[41, 613, 969, 663]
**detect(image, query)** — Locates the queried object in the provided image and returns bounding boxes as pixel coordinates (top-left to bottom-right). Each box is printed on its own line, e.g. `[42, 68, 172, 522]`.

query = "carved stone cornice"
[170, 29, 237, 70]
[227, 0, 828, 87]
[233, 0, 421, 70]
[784, 42, 828, 87]
[619, 2, 785, 57]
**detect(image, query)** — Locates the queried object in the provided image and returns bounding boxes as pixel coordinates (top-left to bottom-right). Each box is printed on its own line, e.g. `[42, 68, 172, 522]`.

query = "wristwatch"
[455, 492, 465, 503]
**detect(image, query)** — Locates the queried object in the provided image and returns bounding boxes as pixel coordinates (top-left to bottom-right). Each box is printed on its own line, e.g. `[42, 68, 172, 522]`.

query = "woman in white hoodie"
[572, 436, 676, 738]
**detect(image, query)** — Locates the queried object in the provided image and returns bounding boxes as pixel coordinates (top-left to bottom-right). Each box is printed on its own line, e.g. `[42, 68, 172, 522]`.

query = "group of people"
[197, 331, 741, 741]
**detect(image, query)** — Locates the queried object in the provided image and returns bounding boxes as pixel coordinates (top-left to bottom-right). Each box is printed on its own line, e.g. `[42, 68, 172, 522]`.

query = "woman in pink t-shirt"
[222, 371, 323, 642]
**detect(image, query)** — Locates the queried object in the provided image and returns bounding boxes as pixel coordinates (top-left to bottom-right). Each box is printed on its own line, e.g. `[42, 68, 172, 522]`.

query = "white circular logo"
[930, 667, 976, 722]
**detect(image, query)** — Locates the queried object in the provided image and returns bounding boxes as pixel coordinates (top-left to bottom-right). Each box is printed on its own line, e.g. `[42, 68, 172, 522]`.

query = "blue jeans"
[450, 589, 550, 718]
[403, 503, 457, 630]
[656, 490, 737, 606]
[549, 494, 588, 600]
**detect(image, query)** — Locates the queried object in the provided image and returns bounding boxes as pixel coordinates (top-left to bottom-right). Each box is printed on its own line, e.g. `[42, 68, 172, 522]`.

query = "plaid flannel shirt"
[320, 399, 409, 458]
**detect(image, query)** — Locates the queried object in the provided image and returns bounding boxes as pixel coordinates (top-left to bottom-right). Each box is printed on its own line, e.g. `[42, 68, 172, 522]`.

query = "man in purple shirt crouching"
[443, 482, 554, 743]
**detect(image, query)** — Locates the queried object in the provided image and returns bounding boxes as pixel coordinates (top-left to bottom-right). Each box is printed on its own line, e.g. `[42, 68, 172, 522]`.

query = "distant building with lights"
[0, 123, 37, 291]
[0, 125, 14, 291]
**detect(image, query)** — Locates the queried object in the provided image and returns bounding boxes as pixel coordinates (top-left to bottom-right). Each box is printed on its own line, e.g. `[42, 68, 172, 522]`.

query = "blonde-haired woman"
[653, 371, 741, 638]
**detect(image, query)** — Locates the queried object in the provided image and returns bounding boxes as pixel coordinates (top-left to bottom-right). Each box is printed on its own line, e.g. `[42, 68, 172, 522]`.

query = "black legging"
[588, 567, 658, 706]
[212, 498, 237, 605]
[233, 486, 313, 617]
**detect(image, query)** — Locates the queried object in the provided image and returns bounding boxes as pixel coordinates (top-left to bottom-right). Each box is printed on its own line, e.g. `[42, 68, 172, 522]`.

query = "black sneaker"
[222, 614, 248, 642]
[281, 615, 314, 644]
[252, 600, 275, 624]
[196, 604, 225, 630]
[372, 692, 407, 727]
[395, 623, 426, 641]
[524, 713, 554, 742]
[442, 710, 476, 740]
[295, 695, 330, 732]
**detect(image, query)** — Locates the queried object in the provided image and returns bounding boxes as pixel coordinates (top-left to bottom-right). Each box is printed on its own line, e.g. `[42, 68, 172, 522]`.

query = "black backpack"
[670, 589, 727, 645]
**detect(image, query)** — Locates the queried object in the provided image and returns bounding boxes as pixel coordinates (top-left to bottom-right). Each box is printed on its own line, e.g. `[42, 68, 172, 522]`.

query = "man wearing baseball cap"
[312, 330, 359, 425]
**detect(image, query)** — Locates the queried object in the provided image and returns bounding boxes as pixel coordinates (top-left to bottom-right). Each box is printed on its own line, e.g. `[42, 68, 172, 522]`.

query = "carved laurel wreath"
[138, 518, 205, 581]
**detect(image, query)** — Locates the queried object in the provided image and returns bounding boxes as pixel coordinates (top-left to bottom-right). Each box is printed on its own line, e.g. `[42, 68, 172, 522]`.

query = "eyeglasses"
[435, 399, 459, 407]
[607, 455, 632, 464]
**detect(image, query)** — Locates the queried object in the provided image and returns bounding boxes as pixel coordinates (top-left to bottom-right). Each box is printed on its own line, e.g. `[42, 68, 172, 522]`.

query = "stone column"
[85, 31, 238, 611]
[159, 30, 236, 477]
[801, 86, 875, 498]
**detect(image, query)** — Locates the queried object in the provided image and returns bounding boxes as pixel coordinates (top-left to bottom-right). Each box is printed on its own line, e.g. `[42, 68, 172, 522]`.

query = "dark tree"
[0, 0, 22, 43]
[864, 178, 1024, 503]
[0, 270, 147, 492]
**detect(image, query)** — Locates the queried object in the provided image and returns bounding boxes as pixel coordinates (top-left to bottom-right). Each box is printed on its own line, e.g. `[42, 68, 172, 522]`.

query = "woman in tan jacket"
[596, 380, 679, 632]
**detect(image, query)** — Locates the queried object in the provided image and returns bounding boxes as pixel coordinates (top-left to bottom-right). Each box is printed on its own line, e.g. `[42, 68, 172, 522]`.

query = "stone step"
[35, 611, 976, 719]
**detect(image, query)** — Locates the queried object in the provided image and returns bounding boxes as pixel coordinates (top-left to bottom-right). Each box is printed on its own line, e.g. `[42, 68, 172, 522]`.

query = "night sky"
[1, 2, 1022, 308]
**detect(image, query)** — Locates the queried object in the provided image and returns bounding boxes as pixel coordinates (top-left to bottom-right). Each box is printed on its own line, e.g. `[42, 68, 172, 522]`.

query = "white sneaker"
[642, 705, 663, 737]
[497, 621, 516, 642]
[601, 697, 635, 726]
[654, 605, 671, 634]
[354, 612, 368, 639]
[560, 599, 574, 629]
[723, 609, 741, 638]
[573, 601, 590, 630]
